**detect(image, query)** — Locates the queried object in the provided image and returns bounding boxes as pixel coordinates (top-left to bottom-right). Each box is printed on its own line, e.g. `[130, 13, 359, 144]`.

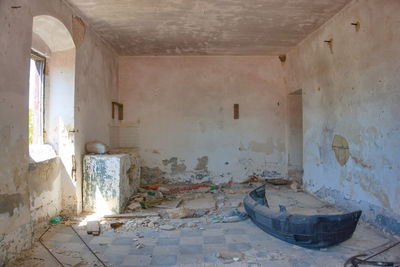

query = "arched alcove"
[33, 15, 75, 52]
[29, 15, 78, 226]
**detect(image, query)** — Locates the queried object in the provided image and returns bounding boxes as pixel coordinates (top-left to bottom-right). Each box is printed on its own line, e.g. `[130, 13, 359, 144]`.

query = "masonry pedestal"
[83, 154, 131, 214]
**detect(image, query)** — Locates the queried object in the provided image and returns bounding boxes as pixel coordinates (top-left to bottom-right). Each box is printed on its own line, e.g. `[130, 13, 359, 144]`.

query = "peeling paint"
[285, 0, 400, 234]
[119, 56, 288, 184]
[141, 166, 166, 184]
[162, 157, 187, 175]
[332, 135, 349, 166]
[195, 156, 208, 172]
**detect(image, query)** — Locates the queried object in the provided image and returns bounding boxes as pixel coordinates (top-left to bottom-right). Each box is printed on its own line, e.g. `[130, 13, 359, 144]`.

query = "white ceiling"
[65, 0, 351, 55]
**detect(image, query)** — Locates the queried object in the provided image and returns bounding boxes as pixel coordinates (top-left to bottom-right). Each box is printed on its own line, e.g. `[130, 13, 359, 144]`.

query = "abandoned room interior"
[1, 0, 400, 266]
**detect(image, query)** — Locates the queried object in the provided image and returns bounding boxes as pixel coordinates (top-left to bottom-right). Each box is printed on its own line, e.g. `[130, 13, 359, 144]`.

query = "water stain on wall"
[360, 181, 390, 209]
[195, 156, 208, 172]
[0, 194, 23, 216]
[72, 16, 86, 49]
[141, 166, 166, 184]
[350, 155, 373, 169]
[162, 157, 187, 175]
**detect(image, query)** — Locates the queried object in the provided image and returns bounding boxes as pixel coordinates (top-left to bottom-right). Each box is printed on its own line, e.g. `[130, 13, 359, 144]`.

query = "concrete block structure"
[83, 154, 131, 214]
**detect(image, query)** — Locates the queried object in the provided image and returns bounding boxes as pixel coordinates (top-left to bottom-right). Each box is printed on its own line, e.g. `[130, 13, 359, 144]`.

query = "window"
[29, 51, 46, 145]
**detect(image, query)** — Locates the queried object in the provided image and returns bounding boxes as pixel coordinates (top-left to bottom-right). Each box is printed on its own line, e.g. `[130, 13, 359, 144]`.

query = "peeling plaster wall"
[118, 56, 287, 184]
[30, 0, 120, 216]
[0, 0, 118, 264]
[284, 0, 400, 232]
[28, 158, 64, 230]
[0, 0, 34, 263]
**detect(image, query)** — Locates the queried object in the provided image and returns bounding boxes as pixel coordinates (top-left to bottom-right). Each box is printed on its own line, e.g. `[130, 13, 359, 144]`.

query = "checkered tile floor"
[40, 219, 398, 267]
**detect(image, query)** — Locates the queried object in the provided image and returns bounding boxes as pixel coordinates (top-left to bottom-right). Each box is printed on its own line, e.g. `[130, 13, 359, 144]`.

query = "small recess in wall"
[233, 104, 239, 120]
[324, 38, 333, 54]
[278, 54, 286, 63]
[112, 102, 123, 120]
[351, 21, 360, 32]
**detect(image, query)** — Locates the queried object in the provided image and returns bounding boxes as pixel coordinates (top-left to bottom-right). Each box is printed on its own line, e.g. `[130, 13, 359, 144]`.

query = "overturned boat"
[244, 185, 362, 248]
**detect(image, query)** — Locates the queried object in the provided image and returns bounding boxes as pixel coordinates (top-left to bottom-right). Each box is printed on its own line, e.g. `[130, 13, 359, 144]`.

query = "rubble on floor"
[94, 181, 260, 234]
[7, 179, 400, 267]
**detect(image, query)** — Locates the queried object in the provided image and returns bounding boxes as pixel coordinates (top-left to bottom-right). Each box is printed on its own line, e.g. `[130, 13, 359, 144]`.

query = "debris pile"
[77, 176, 304, 237]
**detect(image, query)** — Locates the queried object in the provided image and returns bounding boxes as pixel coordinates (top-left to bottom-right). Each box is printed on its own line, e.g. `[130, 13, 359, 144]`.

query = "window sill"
[29, 144, 57, 163]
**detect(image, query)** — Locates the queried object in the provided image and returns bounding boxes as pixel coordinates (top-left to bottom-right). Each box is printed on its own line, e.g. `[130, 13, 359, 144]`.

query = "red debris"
[146, 185, 159, 190]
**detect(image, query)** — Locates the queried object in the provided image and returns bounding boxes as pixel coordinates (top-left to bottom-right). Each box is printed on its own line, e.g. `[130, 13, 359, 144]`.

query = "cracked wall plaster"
[284, 0, 400, 233]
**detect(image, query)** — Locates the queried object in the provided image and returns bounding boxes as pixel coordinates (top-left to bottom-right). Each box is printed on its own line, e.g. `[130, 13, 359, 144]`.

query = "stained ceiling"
[65, 0, 351, 56]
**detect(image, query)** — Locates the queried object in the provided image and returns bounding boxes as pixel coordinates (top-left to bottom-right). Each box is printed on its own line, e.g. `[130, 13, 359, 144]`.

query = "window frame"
[29, 50, 47, 145]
